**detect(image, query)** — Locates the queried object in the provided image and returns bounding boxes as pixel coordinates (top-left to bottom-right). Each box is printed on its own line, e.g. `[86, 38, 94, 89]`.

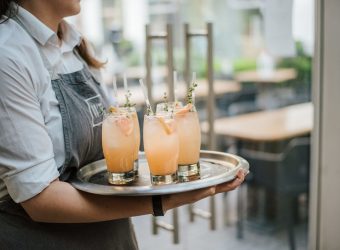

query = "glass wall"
[70, 1, 314, 249]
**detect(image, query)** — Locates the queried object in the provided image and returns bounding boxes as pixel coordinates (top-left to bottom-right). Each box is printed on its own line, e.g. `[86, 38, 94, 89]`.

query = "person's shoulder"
[0, 20, 37, 93]
[0, 17, 16, 44]
[0, 18, 38, 71]
[0, 44, 25, 78]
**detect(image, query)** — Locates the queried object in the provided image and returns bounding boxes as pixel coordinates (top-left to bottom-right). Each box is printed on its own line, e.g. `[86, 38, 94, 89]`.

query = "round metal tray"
[70, 150, 249, 196]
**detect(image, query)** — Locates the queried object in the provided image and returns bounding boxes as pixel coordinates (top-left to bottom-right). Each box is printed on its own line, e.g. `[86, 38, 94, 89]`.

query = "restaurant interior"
[67, 0, 340, 249]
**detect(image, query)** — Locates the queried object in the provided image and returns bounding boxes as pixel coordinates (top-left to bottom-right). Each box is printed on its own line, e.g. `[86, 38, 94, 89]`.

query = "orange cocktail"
[102, 111, 136, 184]
[175, 104, 201, 165]
[143, 114, 179, 184]
[156, 102, 201, 180]
[119, 107, 140, 175]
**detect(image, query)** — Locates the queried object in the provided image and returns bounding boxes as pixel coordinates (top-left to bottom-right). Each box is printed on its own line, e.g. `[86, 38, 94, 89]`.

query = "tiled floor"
[132, 192, 308, 250]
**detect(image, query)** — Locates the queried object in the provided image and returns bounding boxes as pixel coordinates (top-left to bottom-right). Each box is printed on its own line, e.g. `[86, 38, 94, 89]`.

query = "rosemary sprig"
[123, 90, 136, 109]
[186, 81, 198, 104]
[146, 105, 153, 116]
[163, 92, 169, 112]
[170, 107, 174, 119]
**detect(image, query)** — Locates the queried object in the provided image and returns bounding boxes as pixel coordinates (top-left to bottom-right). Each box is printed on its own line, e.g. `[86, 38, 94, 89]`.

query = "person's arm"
[21, 170, 245, 223]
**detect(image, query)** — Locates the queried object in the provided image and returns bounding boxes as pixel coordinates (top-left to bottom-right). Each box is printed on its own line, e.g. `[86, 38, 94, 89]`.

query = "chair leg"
[173, 208, 179, 244]
[210, 196, 216, 230]
[288, 222, 296, 250]
[152, 216, 158, 235]
[280, 194, 296, 250]
[188, 203, 195, 222]
[286, 196, 296, 250]
[187, 197, 216, 230]
[223, 192, 231, 226]
[236, 184, 245, 239]
[151, 208, 180, 244]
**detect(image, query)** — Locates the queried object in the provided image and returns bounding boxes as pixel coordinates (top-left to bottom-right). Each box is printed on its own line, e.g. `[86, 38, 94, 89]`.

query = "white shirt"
[0, 6, 92, 202]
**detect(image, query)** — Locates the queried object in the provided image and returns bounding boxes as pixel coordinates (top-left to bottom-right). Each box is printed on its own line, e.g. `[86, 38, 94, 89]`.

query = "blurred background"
[69, 0, 314, 249]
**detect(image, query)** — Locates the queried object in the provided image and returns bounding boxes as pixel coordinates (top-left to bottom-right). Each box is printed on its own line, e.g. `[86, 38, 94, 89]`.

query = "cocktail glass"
[143, 113, 179, 185]
[119, 107, 140, 176]
[156, 103, 201, 181]
[102, 111, 136, 184]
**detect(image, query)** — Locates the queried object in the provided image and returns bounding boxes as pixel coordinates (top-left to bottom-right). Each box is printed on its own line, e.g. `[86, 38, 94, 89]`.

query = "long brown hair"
[1, 0, 105, 69]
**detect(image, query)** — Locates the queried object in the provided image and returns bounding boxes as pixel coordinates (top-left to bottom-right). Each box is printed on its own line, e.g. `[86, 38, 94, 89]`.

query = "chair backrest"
[277, 137, 310, 194]
[240, 137, 310, 194]
[227, 87, 260, 117]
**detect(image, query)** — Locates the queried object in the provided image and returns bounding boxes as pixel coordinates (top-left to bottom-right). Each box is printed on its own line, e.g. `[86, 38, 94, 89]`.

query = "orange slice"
[157, 117, 174, 134]
[109, 106, 119, 113]
[117, 117, 134, 136]
[131, 112, 137, 119]
[175, 103, 193, 115]
[174, 101, 182, 108]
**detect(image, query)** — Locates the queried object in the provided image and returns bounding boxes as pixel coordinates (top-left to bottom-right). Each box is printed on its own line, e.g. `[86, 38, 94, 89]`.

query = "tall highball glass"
[143, 113, 179, 185]
[102, 112, 136, 184]
[157, 102, 201, 181]
[119, 107, 140, 176]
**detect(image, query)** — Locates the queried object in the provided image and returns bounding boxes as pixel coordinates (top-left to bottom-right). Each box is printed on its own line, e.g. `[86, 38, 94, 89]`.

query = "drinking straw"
[112, 75, 119, 107]
[139, 79, 154, 114]
[192, 72, 196, 105]
[123, 73, 128, 93]
[173, 70, 178, 103]
[192, 71, 196, 83]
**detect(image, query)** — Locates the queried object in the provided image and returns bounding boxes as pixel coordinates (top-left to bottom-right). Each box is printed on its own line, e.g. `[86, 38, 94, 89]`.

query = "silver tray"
[70, 150, 249, 196]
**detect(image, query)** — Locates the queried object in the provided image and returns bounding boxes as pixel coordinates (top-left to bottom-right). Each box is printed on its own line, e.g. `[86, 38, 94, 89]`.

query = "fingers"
[215, 170, 246, 193]
[164, 169, 246, 211]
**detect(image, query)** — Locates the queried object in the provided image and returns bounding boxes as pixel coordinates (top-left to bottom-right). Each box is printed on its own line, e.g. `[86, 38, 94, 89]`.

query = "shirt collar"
[59, 21, 82, 53]
[16, 6, 82, 50]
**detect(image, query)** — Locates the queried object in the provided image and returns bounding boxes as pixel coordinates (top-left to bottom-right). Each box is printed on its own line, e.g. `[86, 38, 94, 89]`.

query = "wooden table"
[235, 68, 297, 84]
[235, 68, 298, 110]
[201, 102, 313, 142]
[202, 102, 313, 240]
[115, 79, 241, 107]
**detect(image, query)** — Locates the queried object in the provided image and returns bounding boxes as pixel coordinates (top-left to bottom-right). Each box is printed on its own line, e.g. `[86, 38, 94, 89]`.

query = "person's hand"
[215, 169, 246, 194]
[163, 170, 246, 212]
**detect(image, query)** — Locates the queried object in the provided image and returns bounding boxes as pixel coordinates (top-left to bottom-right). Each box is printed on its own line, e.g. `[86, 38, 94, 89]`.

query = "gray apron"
[0, 16, 138, 250]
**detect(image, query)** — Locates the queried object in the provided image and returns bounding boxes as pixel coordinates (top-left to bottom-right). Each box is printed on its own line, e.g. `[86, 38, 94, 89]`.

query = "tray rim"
[70, 150, 249, 196]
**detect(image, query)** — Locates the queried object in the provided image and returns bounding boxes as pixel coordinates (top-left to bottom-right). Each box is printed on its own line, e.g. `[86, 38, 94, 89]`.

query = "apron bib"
[0, 16, 138, 250]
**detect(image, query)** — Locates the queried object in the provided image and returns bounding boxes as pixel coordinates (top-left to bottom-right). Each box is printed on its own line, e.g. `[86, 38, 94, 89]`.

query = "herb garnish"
[123, 90, 136, 109]
[186, 80, 198, 104]
[146, 105, 153, 116]
[163, 92, 169, 112]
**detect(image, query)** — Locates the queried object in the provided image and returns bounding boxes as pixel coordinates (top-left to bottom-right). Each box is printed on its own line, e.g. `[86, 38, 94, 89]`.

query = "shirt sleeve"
[0, 55, 60, 203]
